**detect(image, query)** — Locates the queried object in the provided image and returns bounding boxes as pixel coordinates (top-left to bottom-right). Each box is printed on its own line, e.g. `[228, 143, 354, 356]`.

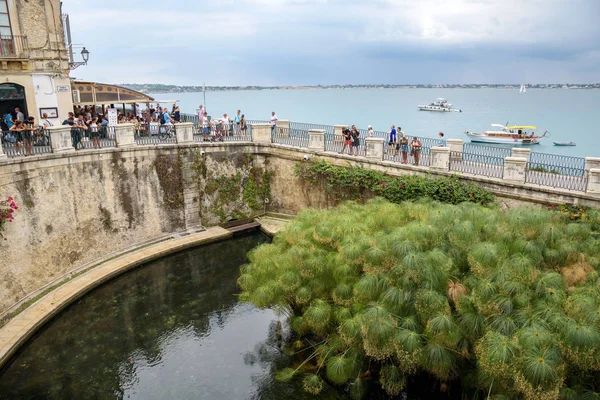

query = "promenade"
[1, 116, 600, 196]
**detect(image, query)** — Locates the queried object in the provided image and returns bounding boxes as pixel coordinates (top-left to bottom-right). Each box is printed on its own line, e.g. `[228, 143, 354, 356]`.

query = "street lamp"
[70, 47, 90, 70]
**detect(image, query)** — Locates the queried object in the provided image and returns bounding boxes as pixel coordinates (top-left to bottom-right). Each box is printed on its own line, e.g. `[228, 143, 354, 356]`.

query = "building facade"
[0, 0, 74, 126]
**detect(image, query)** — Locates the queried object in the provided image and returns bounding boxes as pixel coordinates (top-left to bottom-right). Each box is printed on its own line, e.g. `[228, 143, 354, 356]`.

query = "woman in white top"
[222, 113, 230, 136]
[90, 117, 101, 149]
[368, 125, 374, 137]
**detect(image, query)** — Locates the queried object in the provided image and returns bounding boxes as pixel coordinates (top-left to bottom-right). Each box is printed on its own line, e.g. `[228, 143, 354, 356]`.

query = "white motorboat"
[465, 124, 549, 145]
[418, 98, 461, 112]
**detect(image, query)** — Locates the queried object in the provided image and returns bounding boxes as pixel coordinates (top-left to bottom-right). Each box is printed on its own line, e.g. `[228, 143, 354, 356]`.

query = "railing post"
[276, 120, 290, 138]
[0, 139, 6, 161]
[446, 139, 464, 160]
[365, 137, 385, 161]
[587, 169, 600, 195]
[585, 157, 600, 173]
[175, 122, 195, 144]
[114, 123, 136, 148]
[308, 129, 325, 152]
[512, 147, 531, 161]
[430, 147, 450, 171]
[251, 123, 273, 144]
[503, 157, 527, 184]
[48, 125, 76, 154]
[333, 125, 347, 152]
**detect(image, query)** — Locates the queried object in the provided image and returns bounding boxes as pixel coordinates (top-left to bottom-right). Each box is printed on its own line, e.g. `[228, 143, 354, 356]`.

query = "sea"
[149, 88, 600, 158]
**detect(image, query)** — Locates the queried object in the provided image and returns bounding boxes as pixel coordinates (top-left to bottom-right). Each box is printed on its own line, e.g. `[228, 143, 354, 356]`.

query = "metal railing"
[272, 127, 309, 147]
[193, 121, 251, 142]
[134, 123, 176, 145]
[525, 162, 588, 192]
[529, 152, 586, 177]
[381, 130, 434, 167]
[1, 129, 52, 157]
[0, 35, 29, 58]
[450, 151, 505, 178]
[463, 143, 511, 165]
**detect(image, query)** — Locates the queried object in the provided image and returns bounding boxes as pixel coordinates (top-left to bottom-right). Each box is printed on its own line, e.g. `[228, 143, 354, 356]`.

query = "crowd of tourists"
[0, 108, 54, 156]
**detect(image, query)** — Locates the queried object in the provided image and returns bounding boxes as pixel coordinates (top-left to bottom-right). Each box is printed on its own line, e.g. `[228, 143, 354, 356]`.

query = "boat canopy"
[507, 125, 536, 130]
[491, 124, 506, 128]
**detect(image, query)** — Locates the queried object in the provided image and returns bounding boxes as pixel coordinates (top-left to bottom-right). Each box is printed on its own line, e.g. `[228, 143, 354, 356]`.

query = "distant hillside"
[121, 83, 600, 94]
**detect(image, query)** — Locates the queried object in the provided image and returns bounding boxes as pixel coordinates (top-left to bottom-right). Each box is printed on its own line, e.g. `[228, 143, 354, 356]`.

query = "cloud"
[62, 0, 600, 84]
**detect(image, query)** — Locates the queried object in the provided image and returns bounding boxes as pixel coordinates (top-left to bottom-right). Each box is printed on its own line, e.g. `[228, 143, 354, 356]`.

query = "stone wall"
[1, 142, 599, 314]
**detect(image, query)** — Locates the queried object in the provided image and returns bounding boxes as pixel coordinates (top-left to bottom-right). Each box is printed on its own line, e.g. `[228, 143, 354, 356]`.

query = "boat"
[519, 84, 527, 94]
[553, 141, 576, 146]
[464, 124, 549, 145]
[418, 98, 461, 112]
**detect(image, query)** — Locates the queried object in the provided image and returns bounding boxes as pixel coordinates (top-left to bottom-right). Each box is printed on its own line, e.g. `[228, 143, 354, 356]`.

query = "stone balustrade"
[1, 122, 599, 197]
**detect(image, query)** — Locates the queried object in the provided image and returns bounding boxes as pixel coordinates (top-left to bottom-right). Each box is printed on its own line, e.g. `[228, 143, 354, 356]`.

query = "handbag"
[4, 132, 17, 143]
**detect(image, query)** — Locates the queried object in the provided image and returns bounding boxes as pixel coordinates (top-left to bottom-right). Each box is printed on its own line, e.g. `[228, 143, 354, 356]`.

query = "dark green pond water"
[0, 232, 349, 400]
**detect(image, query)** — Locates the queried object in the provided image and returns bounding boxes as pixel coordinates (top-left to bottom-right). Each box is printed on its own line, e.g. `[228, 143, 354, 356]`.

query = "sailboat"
[519, 84, 527, 94]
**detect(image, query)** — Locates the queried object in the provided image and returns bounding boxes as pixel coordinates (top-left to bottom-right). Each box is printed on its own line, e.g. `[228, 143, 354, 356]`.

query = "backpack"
[158, 112, 165, 125]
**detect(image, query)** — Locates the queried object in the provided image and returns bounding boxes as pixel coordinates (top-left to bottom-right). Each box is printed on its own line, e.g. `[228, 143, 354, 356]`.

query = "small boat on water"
[418, 98, 461, 112]
[519, 84, 527, 94]
[465, 124, 549, 145]
[553, 141, 576, 146]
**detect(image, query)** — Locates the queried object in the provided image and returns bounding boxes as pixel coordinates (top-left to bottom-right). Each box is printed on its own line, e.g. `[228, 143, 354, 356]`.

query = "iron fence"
[525, 162, 588, 192]
[529, 152, 586, 176]
[272, 127, 309, 147]
[1, 129, 52, 157]
[135, 124, 176, 145]
[193, 121, 251, 142]
[463, 143, 511, 165]
[381, 130, 434, 167]
[450, 151, 504, 178]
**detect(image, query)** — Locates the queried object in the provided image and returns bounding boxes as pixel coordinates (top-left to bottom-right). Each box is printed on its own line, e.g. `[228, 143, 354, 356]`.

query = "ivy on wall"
[294, 160, 495, 206]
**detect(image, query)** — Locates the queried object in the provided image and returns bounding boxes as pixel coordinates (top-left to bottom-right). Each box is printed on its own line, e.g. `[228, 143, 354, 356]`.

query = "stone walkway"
[255, 215, 292, 236]
[0, 226, 231, 368]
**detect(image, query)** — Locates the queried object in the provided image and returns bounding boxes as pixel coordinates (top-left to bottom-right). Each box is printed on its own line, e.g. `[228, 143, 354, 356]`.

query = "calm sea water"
[151, 88, 600, 158]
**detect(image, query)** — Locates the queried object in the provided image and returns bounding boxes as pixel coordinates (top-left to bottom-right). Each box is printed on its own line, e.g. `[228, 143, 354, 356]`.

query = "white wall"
[32, 74, 61, 126]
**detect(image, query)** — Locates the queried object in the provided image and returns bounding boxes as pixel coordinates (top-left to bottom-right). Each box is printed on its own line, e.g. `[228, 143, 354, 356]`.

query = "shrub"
[0, 196, 18, 238]
[294, 160, 495, 205]
[239, 199, 600, 398]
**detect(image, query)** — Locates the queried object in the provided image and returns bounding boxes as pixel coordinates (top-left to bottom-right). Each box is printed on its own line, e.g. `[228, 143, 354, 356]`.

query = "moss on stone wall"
[190, 149, 272, 225]
[153, 153, 184, 208]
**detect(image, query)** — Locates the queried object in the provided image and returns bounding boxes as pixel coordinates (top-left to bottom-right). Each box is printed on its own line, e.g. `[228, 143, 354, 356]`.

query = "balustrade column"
[308, 129, 325, 152]
[48, 125, 76, 154]
[512, 147, 531, 161]
[250, 123, 273, 144]
[587, 169, 600, 195]
[365, 137, 385, 161]
[175, 122, 195, 144]
[430, 147, 450, 171]
[0, 139, 6, 161]
[276, 120, 290, 138]
[585, 157, 600, 173]
[446, 139, 463, 160]
[114, 123, 136, 148]
[503, 157, 527, 184]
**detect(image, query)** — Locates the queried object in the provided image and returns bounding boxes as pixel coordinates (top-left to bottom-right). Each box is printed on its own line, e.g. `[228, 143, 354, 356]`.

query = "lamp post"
[70, 47, 90, 70]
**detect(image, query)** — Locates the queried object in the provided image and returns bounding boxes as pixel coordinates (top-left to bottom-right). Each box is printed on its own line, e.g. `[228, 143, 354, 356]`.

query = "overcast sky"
[63, 0, 600, 85]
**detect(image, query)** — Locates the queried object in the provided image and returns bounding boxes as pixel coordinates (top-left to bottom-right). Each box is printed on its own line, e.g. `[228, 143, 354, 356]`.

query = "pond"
[0, 232, 453, 399]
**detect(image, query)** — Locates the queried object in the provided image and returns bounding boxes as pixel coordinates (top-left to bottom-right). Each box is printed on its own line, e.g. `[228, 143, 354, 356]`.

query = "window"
[0, 0, 11, 37]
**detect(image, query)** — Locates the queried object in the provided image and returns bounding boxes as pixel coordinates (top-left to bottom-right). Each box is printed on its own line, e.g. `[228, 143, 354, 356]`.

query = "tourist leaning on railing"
[411, 137, 422, 166]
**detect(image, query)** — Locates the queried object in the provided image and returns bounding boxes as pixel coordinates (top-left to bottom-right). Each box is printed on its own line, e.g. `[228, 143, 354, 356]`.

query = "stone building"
[0, 0, 77, 126]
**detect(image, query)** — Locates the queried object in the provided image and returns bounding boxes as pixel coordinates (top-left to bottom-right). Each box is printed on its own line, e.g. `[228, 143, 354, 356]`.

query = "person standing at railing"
[9, 121, 25, 156]
[90, 117, 101, 149]
[75, 115, 88, 149]
[410, 137, 422, 166]
[340, 127, 352, 155]
[197, 105, 205, 123]
[438, 132, 446, 147]
[398, 131, 409, 164]
[173, 106, 181, 123]
[351, 125, 361, 156]
[202, 111, 211, 141]
[387, 125, 397, 154]
[270, 111, 278, 134]
[222, 113, 231, 136]
[240, 114, 247, 135]
[235, 110, 242, 135]
[368, 125, 374, 137]
[14, 107, 24, 123]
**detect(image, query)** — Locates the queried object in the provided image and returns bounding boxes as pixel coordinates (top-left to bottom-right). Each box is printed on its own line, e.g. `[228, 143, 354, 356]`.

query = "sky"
[62, 0, 600, 85]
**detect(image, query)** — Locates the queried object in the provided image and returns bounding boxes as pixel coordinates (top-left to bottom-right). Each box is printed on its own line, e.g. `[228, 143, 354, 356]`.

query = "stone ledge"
[0, 226, 232, 369]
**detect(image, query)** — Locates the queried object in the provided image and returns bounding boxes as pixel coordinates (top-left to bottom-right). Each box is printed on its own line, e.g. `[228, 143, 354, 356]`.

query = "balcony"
[0, 35, 29, 59]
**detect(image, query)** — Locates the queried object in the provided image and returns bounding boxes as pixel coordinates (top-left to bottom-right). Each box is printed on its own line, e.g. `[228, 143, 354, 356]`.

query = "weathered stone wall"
[1, 142, 599, 314]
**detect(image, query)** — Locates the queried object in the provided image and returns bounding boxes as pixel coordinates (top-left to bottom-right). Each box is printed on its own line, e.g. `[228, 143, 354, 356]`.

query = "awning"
[71, 81, 155, 106]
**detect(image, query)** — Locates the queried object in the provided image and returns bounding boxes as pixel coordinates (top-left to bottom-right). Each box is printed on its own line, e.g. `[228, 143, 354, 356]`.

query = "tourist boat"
[418, 98, 461, 112]
[464, 124, 549, 145]
[553, 141, 576, 146]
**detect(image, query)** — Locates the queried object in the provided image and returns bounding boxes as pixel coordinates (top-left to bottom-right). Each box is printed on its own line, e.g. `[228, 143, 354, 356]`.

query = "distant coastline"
[121, 83, 600, 94]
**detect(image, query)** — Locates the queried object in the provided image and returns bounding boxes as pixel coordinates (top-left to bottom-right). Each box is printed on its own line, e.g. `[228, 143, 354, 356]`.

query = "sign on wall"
[107, 108, 118, 126]
[56, 85, 70, 93]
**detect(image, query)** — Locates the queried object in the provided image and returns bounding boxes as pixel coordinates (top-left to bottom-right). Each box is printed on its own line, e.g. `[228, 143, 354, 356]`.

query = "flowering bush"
[0, 196, 18, 237]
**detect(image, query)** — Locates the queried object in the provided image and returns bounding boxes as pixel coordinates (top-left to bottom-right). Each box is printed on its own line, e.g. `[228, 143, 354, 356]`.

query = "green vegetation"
[295, 160, 495, 205]
[239, 199, 600, 399]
